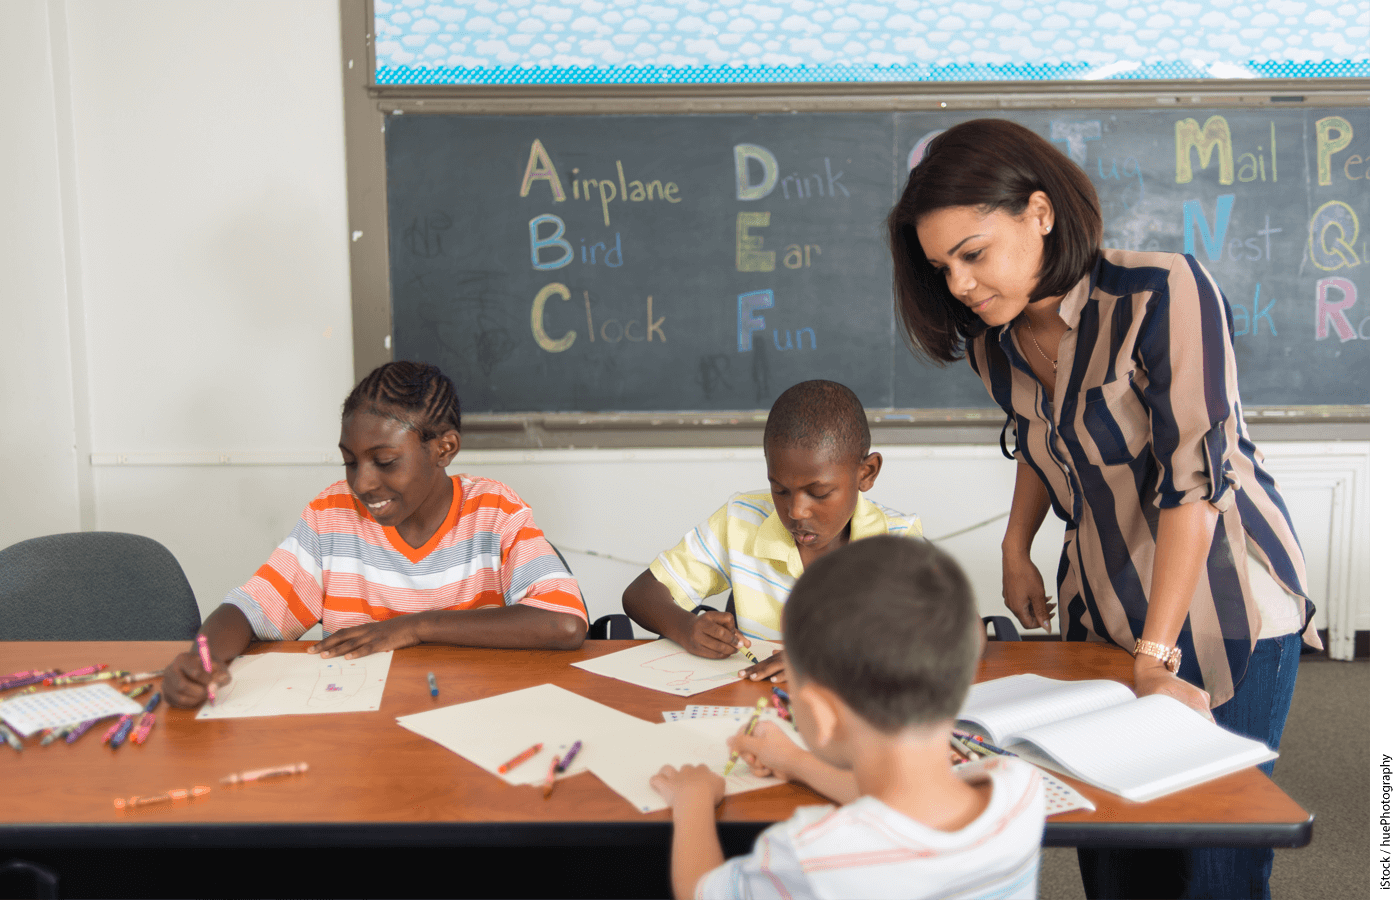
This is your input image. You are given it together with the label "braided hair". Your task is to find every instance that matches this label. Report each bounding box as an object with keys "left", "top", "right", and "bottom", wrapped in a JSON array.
[{"left": 341, "top": 361, "right": 462, "bottom": 441}]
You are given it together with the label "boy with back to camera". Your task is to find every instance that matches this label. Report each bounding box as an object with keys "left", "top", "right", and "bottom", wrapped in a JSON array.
[
  {"left": 622, "top": 380, "right": 921, "bottom": 682},
  {"left": 650, "top": 535, "right": 1045, "bottom": 900}
]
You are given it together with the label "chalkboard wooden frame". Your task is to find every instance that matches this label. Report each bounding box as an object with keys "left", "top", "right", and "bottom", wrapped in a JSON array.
[{"left": 339, "top": 0, "right": 1368, "bottom": 448}]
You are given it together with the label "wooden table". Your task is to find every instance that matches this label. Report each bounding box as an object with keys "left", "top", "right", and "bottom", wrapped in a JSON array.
[{"left": 0, "top": 641, "right": 1311, "bottom": 894}]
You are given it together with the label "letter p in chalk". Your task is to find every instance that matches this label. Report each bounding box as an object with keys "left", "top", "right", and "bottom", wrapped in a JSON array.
[{"left": 738, "top": 290, "right": 774, "bottom": 352}]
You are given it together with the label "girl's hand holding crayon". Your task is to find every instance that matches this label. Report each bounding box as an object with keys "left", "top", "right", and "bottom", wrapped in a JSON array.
[
  {"left": 162, "top": 651, "right": 231, "bottom": 709},
  {"left": 650, "top": 763, "right": 725, "bottom": 809},
  {"left": 681, "top": 610, "right": 751, "bottom": 660}
]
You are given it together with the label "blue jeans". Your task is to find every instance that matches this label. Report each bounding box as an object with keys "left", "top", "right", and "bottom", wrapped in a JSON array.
[{"left": 1077, "top": 632, "right": 1303, "bottom": 900}]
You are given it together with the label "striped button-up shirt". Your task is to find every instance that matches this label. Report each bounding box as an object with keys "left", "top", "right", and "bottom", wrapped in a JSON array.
[
  {"left": 969, "top": 249, "right": 1319, "bottom": 706},
  {"left": 226, "top": 474, "right": 586, "bottom": 639}
]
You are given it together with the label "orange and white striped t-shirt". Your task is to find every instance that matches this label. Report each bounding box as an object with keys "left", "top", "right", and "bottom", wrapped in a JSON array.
[{"left": 225, "top": 474, "right": 586, "bottom": 639}]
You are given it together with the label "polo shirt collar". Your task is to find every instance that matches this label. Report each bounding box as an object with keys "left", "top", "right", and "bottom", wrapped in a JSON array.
[{"left": 753, "top": 494, "right": 888, "bottom": 573}]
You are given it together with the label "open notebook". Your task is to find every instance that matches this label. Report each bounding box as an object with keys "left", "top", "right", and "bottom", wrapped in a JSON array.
[{"left": 958, "top": 674, "right": 1277, "bottom": 802}]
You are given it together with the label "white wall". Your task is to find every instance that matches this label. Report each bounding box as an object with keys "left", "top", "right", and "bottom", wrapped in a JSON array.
[{"left": 2, "top": 0, "right": 1369, "bottom": 656}]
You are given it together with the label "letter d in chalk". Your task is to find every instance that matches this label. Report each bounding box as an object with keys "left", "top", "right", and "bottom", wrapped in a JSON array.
[{"left": 735, "top": 144, "right": 778, "bottom": 201}]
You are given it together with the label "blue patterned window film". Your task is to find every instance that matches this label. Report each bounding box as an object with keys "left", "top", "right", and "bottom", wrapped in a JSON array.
[{"left": 373, "top": 0, "right": 1368, "bottom": 85}]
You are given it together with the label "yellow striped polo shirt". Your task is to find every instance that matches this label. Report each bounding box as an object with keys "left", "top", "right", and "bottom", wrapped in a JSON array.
[{"left": 649, "top": 491, "right": 922, "bottom": 641}]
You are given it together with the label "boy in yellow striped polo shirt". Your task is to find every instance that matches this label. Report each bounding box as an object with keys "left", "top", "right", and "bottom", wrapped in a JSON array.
[{"left": 622, "top": 380, "right": 921, "bottom": 681}]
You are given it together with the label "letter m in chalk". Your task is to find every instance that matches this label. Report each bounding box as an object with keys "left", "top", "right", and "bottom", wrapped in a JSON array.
[{"left": 738, "top": 290, "right": 774, "bottom": 352}]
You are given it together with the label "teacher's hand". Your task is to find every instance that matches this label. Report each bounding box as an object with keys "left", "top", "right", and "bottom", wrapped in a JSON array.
[
  {"left": 1002, "top": 551, "right": 1056, "bottom": 633},
  {"left": 1134, "top": 659, "right": 1214, "bottom": 720}
]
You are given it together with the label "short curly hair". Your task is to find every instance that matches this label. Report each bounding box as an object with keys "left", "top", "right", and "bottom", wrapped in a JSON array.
[{"left": 763, "top": 380, "right": 870, "bottom": 464}]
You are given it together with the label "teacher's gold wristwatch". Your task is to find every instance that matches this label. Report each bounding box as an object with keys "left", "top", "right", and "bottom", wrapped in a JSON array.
[{"left": 1133, "top": 639, "right": 1182, "bottom": 674}]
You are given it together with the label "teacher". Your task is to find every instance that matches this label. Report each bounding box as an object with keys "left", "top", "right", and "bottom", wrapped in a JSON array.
[{"left": 887, "top": 118, "right": 1319, "bottom": 900}]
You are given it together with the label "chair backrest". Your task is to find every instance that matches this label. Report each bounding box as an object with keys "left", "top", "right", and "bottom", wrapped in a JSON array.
[{"left": 0, "top": 532, "right": 202, "bottom": 641}]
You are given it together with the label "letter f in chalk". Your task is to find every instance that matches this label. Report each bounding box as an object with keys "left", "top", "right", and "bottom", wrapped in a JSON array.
[{"left": 738, "top": 290, "right": 774, "bottom": 352}]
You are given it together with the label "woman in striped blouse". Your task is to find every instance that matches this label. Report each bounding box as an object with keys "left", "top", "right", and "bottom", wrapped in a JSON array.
[{"left": 887, "top": 118, "right": 1319, "bottom": 900}]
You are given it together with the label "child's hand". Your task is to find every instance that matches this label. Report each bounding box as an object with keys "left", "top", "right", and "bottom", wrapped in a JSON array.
[
  {"left": 740, "top": 648, "right": 786, "bottom": 682},
  {"left": 162, "top": 650, "right": 231, "bottom": 709},
  {"left": 311, "top": 618, "right": 421, "bottom": 660},
  {"left": 650, "top": 764, "right": 726, "bottom": 809},
  {"left": 681, "top": 611, "right": 745, "bottom": 659},
  {"left": 728, "top": 721, "right": 801, "bottom": 780}
]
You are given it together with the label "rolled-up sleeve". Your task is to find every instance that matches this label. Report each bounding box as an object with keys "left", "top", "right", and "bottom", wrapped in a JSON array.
[
  {"left": 650, "top": 504, "right": 733, "bottom": 610},
  {"left": 1136, "top": 253, "right": 1240, "bottom": 511}
]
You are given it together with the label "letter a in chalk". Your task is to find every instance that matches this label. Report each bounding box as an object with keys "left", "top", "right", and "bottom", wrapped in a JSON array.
[
  {"left": 735, "top": 144, "right": 778, "bottom": 201},
  {"left": 520, "top": 139, "right": 566, "bottom": 201}
]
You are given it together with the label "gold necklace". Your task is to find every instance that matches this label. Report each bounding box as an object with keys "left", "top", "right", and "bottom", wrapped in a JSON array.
[{"left": 1020, "top": 320, "right": 1057, "bottom": 373}]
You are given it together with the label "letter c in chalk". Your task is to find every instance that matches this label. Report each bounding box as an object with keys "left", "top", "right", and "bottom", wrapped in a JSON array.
[{"left": 531, "top": 282, "right": 576, "bottom": 353}]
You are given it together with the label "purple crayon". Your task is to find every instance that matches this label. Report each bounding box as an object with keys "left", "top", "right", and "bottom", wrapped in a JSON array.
[
  {"left": 66, "top": 718, "right": 101, "bottom": 743},
  {"left": 556, "top": 740, "right": 582, "bottom": 774}
]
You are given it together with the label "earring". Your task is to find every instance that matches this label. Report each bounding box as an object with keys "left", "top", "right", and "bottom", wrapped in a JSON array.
[{"left": 1044, "top": 226, "right": 1052, "bottom": 234}]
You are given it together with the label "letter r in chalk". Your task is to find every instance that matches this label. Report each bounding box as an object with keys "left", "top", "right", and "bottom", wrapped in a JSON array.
[{"left": 738, "top": 290, "right": 774, "bottom": 352}]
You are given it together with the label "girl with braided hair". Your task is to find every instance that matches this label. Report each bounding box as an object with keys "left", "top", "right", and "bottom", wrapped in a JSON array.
[{"left": 163, "top": 361, "right": 587, "bottom": 707}]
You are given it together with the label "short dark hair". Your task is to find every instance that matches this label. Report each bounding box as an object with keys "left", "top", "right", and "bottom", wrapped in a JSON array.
[
  {"left": 888, "top": 118, "right": 1103, "bottom": 364},
  {"left": 763, "top": 380, "right": 870, "bottom": 464},
  {"left": 342, "top": 361, "right": 462, "bottom": 441},
  {"left": 782, "top": 535, "right": 980, "bottom": 732}
]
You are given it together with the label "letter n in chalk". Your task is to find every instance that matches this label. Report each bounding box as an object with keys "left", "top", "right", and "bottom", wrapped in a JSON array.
[{"left": 738, "top": 290, "right": 774, "bottom": 352}]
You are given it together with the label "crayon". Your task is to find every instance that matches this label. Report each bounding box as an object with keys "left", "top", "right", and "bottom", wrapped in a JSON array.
[
  {"left": 196, "top": 634, "right": 216, "bottom": 706},
  {"left": 722, "top": 697, "right": 768, "bottom": 776},
  {"left": 557, "top": 740, "right": 582, "bottom": 774},
  {"left": 220, "top": 762, "right": 310, "bottom": 785},
  {"left": 543, "top": 755, "right": 560, "bottom": 798},
  {"left": 498, "top": 742, "right": 544, "bottom": 775},
  {"left": 114, "top": 786, "right": 211, "bottom": 810}
]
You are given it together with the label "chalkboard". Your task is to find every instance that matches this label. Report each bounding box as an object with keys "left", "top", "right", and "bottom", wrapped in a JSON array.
[{"left": 385, "top": 106, "right": 1368, "bottom": 414}]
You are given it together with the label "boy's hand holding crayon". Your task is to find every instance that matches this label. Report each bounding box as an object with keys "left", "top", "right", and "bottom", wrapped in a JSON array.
[
  {"left": 681, "top": 610, "right": 752, "bottom": 660},
  {"left": 727, "top": 721, "right": 802, "bottom": 780}
]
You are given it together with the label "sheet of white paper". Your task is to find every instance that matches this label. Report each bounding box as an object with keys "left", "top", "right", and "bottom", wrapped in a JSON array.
[
  {"left": 195, "top": 651, "right": 392, "bottom": 720},
  {"left": 0, "top": 683, "right": 142, "bottom": 736},
  {"left": 587, "top": 711, "right": 807, "bottom": 813},
  {"left": 396, "top": 683, "right": 658, "bottom": 786},
  {"left": 571, "top": 638, "right": 784, "bottom": 696}
]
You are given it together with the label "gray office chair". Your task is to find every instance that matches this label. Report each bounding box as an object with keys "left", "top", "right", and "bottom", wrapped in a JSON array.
[
  {"left": 983, "top": 615, "right": 1023, "bottom": 641},
  {"left": 546, "top": 541, "right": 635, "bottom": 639},
  {"left": 0, "top": 532, "right": 201, "bottom": 640}
]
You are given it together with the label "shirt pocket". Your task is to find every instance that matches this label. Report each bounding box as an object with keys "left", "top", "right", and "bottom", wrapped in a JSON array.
[{"left": 1078, "top": 376, "right": 1148, "bottom": 467}]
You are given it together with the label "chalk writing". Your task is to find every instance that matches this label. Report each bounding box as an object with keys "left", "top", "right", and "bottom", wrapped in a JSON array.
[
  {"left": 1315, "top": 276, "right": 1361, "bottom": 342},
  {"left": 1183, "top": 194, "right": 1235, "bottom": 261},
  {"left": 1051, "top": 120, "right": 1102, "bottom": 166},
  {"left": 1176, "top": 116, "right": 1233, "bottom": 185},
  {"left": 1309, "top": 200, "right": 1363, "bottom": 271}
]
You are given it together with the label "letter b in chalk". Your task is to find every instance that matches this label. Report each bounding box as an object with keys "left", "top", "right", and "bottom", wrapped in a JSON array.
[
  {"left": 529, "top": 214, "right": 573, "bottom": 270},
  {"left": 735, "top": 145, "right": 778, "bottom": 201}
]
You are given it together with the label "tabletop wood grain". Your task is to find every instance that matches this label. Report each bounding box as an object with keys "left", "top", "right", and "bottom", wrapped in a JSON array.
[{"left": 0, "top": 640, "right": 1310, "bottom": 847}]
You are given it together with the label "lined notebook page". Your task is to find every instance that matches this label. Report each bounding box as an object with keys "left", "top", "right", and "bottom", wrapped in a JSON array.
[
  {"left": 958, "top": 674, "right": 1135, "bottom": 745},
  {"left": 1009, "top": 694, "right": 1276, "bottom": 802}
]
